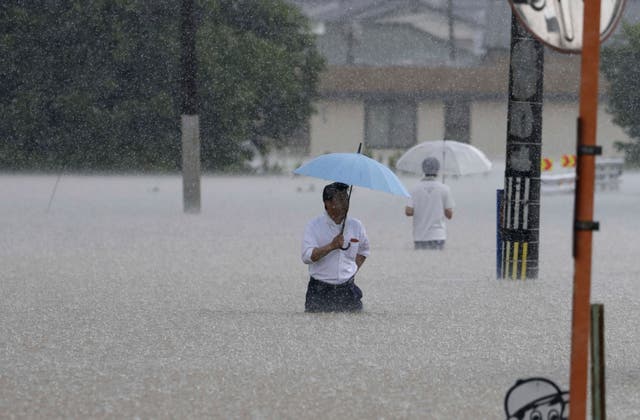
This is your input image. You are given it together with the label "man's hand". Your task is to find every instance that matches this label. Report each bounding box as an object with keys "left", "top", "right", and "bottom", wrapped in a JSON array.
[
  {"left": 310, "top": 233, "right": 344, "bottom": 262},
  {"left": 330, "top": 233, "right": 344, "bottom": 250},
  {"left": 355, "top": 254, "right": 366, "bottom": 269}
]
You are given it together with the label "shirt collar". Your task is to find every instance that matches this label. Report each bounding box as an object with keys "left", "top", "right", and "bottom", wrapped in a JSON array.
[{"left": 324, "top": 211, "right": 343, "bottom": 228}]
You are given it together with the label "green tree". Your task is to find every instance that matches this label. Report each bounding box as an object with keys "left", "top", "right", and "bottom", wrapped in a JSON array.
[
  {"left": 601, "top": 21, "right": 640, "bottom": 166},
  {"left": 197, "top": 0, "right": 325, "bottom": 170},
  {"left": 0, "top": 0, "right": 324, "bottom": 171},
  {"left": 0, "top": 1, "right": 182, "bottom": 171}
]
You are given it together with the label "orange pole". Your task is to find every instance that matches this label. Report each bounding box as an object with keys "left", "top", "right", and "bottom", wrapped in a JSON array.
[{"left": 570, "top": 0, "right": 601, "bottom": 419}]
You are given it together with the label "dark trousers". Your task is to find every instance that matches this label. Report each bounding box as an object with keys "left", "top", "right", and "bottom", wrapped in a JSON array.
[
  {"left": 305, "top": 277, "right": 363, "bottom": 313},
  {"left": 414, "top": 240, "right": 445, "bottom": 250}
]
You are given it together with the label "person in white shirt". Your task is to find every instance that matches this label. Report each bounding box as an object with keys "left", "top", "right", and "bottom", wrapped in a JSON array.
[
  {"left": 301, "top": 182, "right": 370, "bottom": 312},
  {"left": 405, "top": 157, "right": 455, "bottom": 250}
]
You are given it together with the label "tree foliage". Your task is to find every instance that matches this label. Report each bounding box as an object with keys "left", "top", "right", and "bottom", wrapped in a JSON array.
[
  {"left": 0, "top": 0, "right": 325, "bottom": 171},
  {"left": 601, "top": 21, "right": 640, "bottom": 166}
]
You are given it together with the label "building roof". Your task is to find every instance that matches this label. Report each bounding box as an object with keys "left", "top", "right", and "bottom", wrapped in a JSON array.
[
  {"left": 289, "top": 0, "right": 487, "bottom": 24},
  {"left": 289, "top": 0, "right": 490, "bottom": 55},
  {"left": 288, "top": 0, "right": 640, "bottom": 53},
  {"left": 318, "top": 52, "right": 596, "bottom": 98},
  {"left": 288, "top": 0, "right": 640, "bottom": 97}
]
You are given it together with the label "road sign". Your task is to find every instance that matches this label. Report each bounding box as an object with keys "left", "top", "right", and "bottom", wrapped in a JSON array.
[{"left": 508, "top": 0, "right": 626, "bottom": 53}]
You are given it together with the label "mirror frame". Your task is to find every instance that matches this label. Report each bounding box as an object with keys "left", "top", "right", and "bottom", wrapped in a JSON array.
[{"left": 508, "top": 0, "right": 627, "bottom": 53}]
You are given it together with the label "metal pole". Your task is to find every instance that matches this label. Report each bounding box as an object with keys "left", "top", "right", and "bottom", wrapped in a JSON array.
[
  {"left": 46, "top": 171, "right": 63, "bottom": 213},
  {"left": 500, "top": 13, "right": 543, "bottom": 280},
  {"left": 591, "top": 303, "right": 606, "bottom": 420},
  {"left": 447, "top": 0, "right": 455, "bottom": 63},
  {"left": 181, "top": 0, "right": 201, "bottom": 213},
  {"left": 569, "top": 0, "right": 602, "bottom": 417},
  {"left": 496, "top": 189, "right": 504, "bottom": 278},
  {"left": 442, "top": 139, "right": 447, "bottom": 183}
]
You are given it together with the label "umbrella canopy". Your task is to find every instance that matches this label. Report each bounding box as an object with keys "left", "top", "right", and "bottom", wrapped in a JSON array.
[
  {"left": 294, "top": 152, "right": 410, "bottom": 197},
  {"left": 396, "top": 140, "right": 492, "bottom": 177}
]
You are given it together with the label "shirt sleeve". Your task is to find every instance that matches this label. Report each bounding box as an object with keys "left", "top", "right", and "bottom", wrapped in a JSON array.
[
  {"left": 301, "top": 221, "right": 316, "bottom": 264},
  {"left": 444, "top": 186, "right": 455, "bottom": 209},
  {"left": 407, "top": 188, "right": 415, "bottom": 207}
]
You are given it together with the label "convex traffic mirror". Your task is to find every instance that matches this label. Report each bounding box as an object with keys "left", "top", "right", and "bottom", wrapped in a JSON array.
[{"left": 508, "top": 0, "right": 626, "bottom": 52}]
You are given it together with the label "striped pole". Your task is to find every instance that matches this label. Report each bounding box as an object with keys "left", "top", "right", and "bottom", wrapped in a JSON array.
[{"left": 499, "top": 13, "right": 543, "bottom": 280}]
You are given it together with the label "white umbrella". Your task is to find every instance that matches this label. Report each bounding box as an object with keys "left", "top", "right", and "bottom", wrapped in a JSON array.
[{"left": 396, "top": 140, "right": 492, "bottom": 177}]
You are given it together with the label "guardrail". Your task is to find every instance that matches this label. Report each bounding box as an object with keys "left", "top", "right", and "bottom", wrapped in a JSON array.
[
  {"left": 540, "top": 157, "right": 624, "bottom": 194},
  {"left": 595, "top": 158, "right": 624, "bottom": 190}
]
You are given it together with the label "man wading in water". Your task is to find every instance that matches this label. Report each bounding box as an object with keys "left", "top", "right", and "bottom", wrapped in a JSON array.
[{"left": 301, "top": 182, "right": 370, "bottom": 312}]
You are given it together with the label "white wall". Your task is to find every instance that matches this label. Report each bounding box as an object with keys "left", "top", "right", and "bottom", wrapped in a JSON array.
[
  {"left": 417, "top": 101, "right": 445, "bottom": 141},
  {"left": 541, "top": 102, "right": 626, "bottom": 160},
  {"left": 470, "top": 100, "right": 508, "bottom": 158},
  {"left": 470, "top": 99, "right": 627, "bottom": 161},
  {"left": 541, "top": 102, "right": 579, "bottom": 159},
  {"left": 309, "top": 100, "right": 364, "bottom": 155},
  {"left": 309, "top": 98, "right": 628, "bottom": 164}
]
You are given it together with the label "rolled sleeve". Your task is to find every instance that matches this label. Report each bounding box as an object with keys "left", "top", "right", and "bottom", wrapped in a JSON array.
[
  {"left": 301, "top": 247, "right": 314, "bottom": 265},
  {"left": 444, "top": 187, "right": 455, "bottom": 209},
  {"left": 301, "top": 223, "right": 316, "bottom": 265}
]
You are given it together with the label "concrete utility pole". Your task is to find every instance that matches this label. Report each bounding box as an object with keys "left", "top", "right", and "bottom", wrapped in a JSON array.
[
  {"left": 447, "top": 0, "right": 456, "bottom": 63},
  {"left": 181, "top": 0, "right": 201, "bottom": 213},
  {"left": 499, "top": 13, "right": 544, "bottom": 280}
]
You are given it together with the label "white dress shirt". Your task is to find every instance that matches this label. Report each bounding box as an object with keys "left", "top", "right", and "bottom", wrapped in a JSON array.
[{"left": 301, "top": 212, "right": 370, "bottom": 285}]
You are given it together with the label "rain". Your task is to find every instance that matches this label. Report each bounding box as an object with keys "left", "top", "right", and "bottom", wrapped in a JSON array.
[
  {"left": 2, "top": 1, "right": 640, "bottom": 419},
  {"left": 1, "top": 167, "right": 639, "bottom": 418}
]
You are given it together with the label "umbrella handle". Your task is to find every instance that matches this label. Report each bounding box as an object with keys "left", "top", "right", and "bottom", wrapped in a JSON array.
[
  {"left": 338, "top": 143, "right": 360, "bottom": 252},
  {"left": 338, "top": 182, "right": 354, "bottom": 251}
]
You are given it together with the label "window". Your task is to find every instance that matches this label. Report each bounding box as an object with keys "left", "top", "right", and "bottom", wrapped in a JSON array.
[
  {"left": 365, "top": 100, "right": 416, "bottom": 149},
  {"left": 444, "top": 98, "right": 470, "bottom": 142}
]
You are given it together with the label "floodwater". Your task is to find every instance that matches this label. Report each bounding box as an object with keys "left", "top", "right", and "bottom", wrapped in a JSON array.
[{"left": 1, "top": 165, "right": 639, "bottom": 419}]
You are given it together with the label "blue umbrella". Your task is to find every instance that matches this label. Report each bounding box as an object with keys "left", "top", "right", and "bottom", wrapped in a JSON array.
[
  {"left": 293, "top": 152, "right": 410, "bottom": 198},
  {"left": 294, "top": 147, "right": 409, "bottom": 250}
]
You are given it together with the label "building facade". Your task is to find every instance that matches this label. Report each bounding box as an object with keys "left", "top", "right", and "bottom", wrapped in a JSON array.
[{"left": 284, "top": 0, "right": 638, "bottom": 166}]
